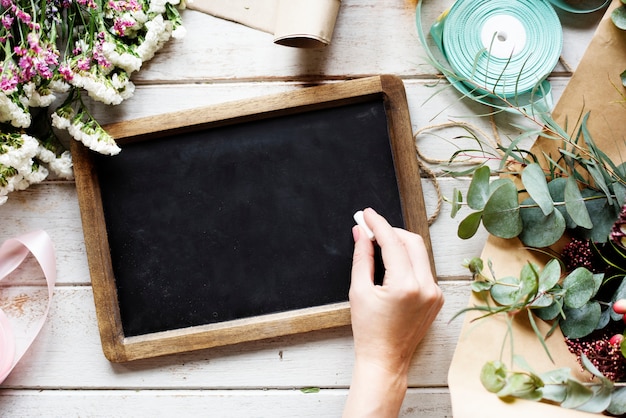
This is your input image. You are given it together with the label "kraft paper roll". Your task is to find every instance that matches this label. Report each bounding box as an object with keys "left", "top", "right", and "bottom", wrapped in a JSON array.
[{"left": 187, "top": 0, "right": 341, "bottom": 48}]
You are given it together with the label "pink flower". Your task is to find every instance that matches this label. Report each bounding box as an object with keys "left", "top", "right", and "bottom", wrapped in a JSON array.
[{"left": 1, "top": 14, "right": 14, "bottom": 29}]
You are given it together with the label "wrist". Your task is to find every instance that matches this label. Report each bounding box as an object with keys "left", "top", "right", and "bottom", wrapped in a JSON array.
[{"left": 343, "top": 358, "right": 409, "bottom": 418}]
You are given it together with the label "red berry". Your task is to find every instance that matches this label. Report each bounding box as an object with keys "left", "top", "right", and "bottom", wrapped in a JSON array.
[
  {"left": 614, "top": 299, "right": 626, "bottom": 315},
  {"left": 610, "top": 334, "right": 624, "bottom": 346}
]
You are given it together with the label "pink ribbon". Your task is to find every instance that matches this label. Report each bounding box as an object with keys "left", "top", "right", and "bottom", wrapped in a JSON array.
[{"left": 0, "top": 230, "right": 56, "bottom": 383}]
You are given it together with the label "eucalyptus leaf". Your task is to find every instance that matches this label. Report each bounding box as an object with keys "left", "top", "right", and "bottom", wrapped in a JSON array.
[
  {"left": 496, "top": 372, "right": 543, "bottom": 401},
  {"left": 450, "top": 188, "right": 463, "bottom": 218},
  {"left": 480, "top": 361, "right": 507, "bottom": 393},
  {"left": 587, "top": 163, "right": 614, "bottom": 205},
  {"left": 518, "top": 262, "right": 539, "bottom": 303},
  {"left": 534, "top": 295, "right": 563, "bottom": 321},
  {"left": 564, "top": 176, "right": 593, "bottom": 229},
  {"left": 531, "top": 292, "right": 554, "bottom": 308},
  {"left": 573, "top": 363, "right": 613, "bottom": 414},
  {"left": 614, "top": 180, "right": 626, "bottom": 206},
  {"left": 548, "top": 178, "right": 577, "bottom": 229},
  {"left": 574, "top": 384, "right": 612, "bottom": 414},
  {"left": 607, "top": 386, "right": 626, "bottom": 415},
  {"left": 597, "top": 305, "right": 611, "bottom": 330},
  {"left": 576, "top": 189, "right": 621, "bottom": 243},
  {"left": 563, "top": 267, "right": 596, "bottom": 309},
  {"left": 542, "top": 385, "right": 568, "bottom": 404},
  {"left": 519, "top": 199, "right": 566, "bottom": 247},
  {"left": 561, "top": 379, "right": 594, "bottom": 409},
  {"left": 471, "top": 280, "right": 493, "bottom": 292},
  {"left": 458, "top": 211, "right": 484, "bottom": 239},
  {"left": 560, "top": 301, "right": 601, "bottom": 339},
  {"left": 482, "top": 181, "right": 522, "bottom": 239},
  {"left": 539, "top": 367, "right": 571, "bottom": 384},
  {"left": 612, "top": 4, "right": 626, "bottom": 30},
  {"left": 490, "top": 276, "right": 521, "bottom": 306},
  {"left": 522, "top": 163, "right": 554, "bottom": 216},
  {"left": 611, "top": 278, "right": 626, "bottom": 321},
  {"left": 538, "top": 258, "right": 561, "bottom": 293},
  {"left": 467, "top": 165, "right": 492, "bottom": 210}
]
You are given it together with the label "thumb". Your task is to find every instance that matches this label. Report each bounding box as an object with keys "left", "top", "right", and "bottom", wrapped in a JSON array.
[{"left": 350, "top": 226, "right": 375, "bottom": 292}]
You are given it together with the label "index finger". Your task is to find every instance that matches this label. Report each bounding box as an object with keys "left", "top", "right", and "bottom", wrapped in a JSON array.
[{"left": 362, "top": 208, "right": 413, "bottom": 279}]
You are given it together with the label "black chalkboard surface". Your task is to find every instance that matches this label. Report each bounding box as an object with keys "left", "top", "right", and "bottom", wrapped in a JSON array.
[
  {"left": 72, "top": 75, "right": 434, "bottom": 362},
  {"left": 96, "top": 99, "right": 401, "bottom": 337}
]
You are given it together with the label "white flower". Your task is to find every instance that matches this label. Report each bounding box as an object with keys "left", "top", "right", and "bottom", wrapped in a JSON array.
[
  {"left": 51, "top": 111, "right": 73, "bottom": 130},
  {"left": 49, "top": 80, "right": 71, "bottom": 93},
  {"left": 48, "top": 151, "right": 74, "bottom": 179},
  {"left": 148, "top": 0, "right": 169, "bottom": 14},
  {"left": 23, "top": 82, "right": 57, "bottom": 107},
  {"left": 102, "top": 41, "right": 142, "bottom": 73},
  {"left": 172, "top": 25, "right": 187, "bottom": 39},
  {"left": 68, "top": 120, "right": 121, "bottom": 156},
  {"left": 0, "top": 93, "right": 31, "bottom": 128},
  {"left": 137, "top": 15, "right": 172, "bottom": 62},
  {"left": 71, "top": 72, "right": 125, "bottom": 105},
  {"left": 0, "top": 134, "right": 39, "bottom": 173}
]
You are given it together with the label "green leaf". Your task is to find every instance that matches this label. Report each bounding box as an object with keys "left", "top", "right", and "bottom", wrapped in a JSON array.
[
  {"left": 519, "top": 200, "right": 566, "bottom": 247},
  {"left": 522, "top": 163, "right": 554, "bottom": 216},
  {"left": 564, "top": 176, "right": 593, "bottom": 229},
  {"left": 496, "top": 372, "right": 543, "bottom": 401},
  {"left": 467, "top": 165, "right": 492, "bottom": 210},
  {"left": 534, "top": 295, "right": 564, "bottom": 321},
  {"left": 560, "top": 301, "right": 601, "bottom": 339},
  {"left": 577, "top": 189, "right": 621, "bottom": 243},
  {"left": 561, "top": 379, "right": 594, "bottom": 409},
  {"left": 614, "top": 180, "right": 626, "bottom": 206},
  {"left": 300, "top": 387, "right": 320, "bottom": 394},
  {"left": 480, "top": 361, "right": 507, "bottom": 393},
  {"left": 611, "top": 278, "right": 626, "bottom": 321},
  {"left": 450, "top": 188, "right": 463, "bottom": 218},
  {"left": 563, "top": 268, "right": 596, "bottom": 309},
  {"left": 538, "top": 258, "right": 561, "bottom": 293},
  {"left": 607, "top": 386, "right": 626, "bottom": 415},
  {"left": 471, "top": 280, "right": 493, "bottom": 292},
  {"left": 518, "top": 262, "right": 539, "bottom": 303},
  {"left": 491, "top": 276, "right": 521, "bottom": 306},
  {"left": 482, "top": 181, "right": 522, "bottom": 239},
  {"left": 527, "top": 309, "right": 553, "bottom": 363},
  {"left": 548, "top": 178, "right": 577, "bottom": 229},
  {"left": 539, "top": 368, "right": 571, "bottom": 403},
  {"left": 611, "top": 6, "right": 626, "bottom": 30},
  {"left": 458, "top": 211, "right": 483, "bottom": 239}
]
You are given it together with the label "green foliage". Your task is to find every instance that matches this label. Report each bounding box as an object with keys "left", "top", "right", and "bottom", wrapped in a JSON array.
[
  {"left": 464, "top": 256, "right": 607, "bottom": 341},
  {"left": 450, "top": 141, "right": 626, "bottom": 246},
  {"left": 480, "top": 355, "right": 621, "bottom": 413}
]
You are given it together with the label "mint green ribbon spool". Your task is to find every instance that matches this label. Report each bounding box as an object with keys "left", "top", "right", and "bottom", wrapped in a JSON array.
[
  {"left": 416, "top": 0, "right": 563, "bottom": 114},
  {"left": 548, "top": 0, "right": 610, "bottom": 14}
]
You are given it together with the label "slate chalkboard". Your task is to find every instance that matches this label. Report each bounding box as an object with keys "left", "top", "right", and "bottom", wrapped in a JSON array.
[{"left": 72, "top": 75, "right": 434, "bottom": 362}]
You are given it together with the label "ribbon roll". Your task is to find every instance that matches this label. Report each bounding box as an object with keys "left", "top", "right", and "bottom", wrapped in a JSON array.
[
  {"left": 417, "top": 0, "right": 563, "bottom": 114},
  {"left": 548, "top": 0, "right": 611, "bottom": 13},
  {"left": 0, "top": 230, "right": 56, "bottom": 384}
]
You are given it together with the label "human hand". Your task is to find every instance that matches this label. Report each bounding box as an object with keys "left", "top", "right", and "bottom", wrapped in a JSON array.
[
  {"left": 343, "top": 208, "right": 444, "bottom": 417},
  {"left": 349, "top": 207, "right": 443, "bottom": 374}
]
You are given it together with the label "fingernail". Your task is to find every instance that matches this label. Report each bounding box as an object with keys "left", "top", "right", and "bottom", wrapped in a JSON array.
[{"left": 352, "top": 225, "right": 360, "bottom": 242}]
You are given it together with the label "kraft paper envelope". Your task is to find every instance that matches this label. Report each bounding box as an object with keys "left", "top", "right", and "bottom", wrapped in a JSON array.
[
  {"left": 449, "top": 0, "right": 626, "bottom": 416},
  {"left": 187, "top": 0, "right": 341, "bottom": 48}
]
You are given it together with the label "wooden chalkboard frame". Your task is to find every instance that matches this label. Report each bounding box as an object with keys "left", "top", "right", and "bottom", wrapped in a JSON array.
[{"left": 72, "top": 75, "right": 434, "bottom": 362}]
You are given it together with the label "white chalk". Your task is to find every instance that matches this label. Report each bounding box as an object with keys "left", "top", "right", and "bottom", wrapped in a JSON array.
[{"left": 353, "top": 210, "right": 375, "bottom": 241}]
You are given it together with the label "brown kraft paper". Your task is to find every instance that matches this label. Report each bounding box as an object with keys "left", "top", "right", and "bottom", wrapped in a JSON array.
[{"left": 449, "top": 0, "right": 626, "bottom": 416}]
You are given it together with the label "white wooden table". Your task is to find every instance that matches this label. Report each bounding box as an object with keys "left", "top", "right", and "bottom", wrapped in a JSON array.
[{"left": 0, "top": 1, "right": 605, "bottom": 416}]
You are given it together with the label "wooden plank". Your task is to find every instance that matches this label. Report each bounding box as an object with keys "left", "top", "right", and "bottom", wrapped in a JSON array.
[
  {"left": 1, "top": 281, "right": 470, "bottom": 388},
  {"left": 0, "top": 388, "right": 453, "bottom": 417}
]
